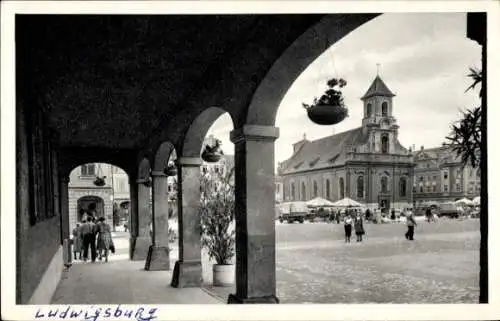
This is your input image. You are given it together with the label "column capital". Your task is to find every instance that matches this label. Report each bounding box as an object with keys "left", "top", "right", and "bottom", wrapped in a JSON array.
[
  {"left": 151, "top": 171, "right": 167, "bottom": 177},
  {"left": 136, "top": 178, "right": 149, "bottom": 184},
  {"left": 230, "top": 125, "right": 279, "bottom": 144},
  {"left": 177, "top": 157, "right": 203, "bottom": 167}
]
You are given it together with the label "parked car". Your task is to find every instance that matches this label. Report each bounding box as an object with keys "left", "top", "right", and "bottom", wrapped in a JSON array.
[{"left": 437, "top": 202, "right": 463, "bottom": 218}]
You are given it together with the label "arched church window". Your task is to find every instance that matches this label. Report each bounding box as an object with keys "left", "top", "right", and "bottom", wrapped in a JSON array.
[
  {"left": 399, "top": 178, "right": 407, "bottom": 197},
  {"left": 357, "top": 176, "right": 364, "bottom": 198},
  {"left": 381, "top": 135, "right": 389, "bottom": 154},
  {"left": 291, "top": 183, "right": 295, "bottom": 201},
  {"left": 313, "top": 181, "right": 318, "bottom": 198},
  {"left": 367, "top": 103, "right": 372, "bottom": 117},
  {"left": 326, "top": 179, "right": 331, "bottom": 199},
  {"left": 339, "top": 178, "right": 345, "bottom": 199},
  {"left": 301, "top": 182, "right": 306, "bottom": 201},
  {"left": 381, "top": 177, "right": 388, "bottom": 193},
  {"left": 382, "top": 102, "right": 388, "bottom": 116}
]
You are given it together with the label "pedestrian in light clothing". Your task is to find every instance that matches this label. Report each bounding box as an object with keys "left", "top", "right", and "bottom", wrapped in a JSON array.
[
  {"left": 96, "top": 217, "right": 114, "bottom": 262},
  {"left": 405, "top": 210, "right": 417, "bottom": 241},
  {"left": 344, "top": 213, "right": 353, "bottom": 243}
]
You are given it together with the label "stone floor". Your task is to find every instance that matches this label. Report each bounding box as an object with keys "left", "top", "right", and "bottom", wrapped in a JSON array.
[
  {"left": 51, "top": 233, "right": 220, "bottom": 304},
  {"left": 53, "top": 219, "right": 480, "bottom": 304}
]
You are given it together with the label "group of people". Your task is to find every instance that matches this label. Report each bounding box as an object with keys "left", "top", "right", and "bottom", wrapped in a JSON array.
[
  {"left": 339, "top": 208, "right": 418, "bottom": 243},
  {"left": 72, "top": 215, "right": 115, "bottom": 263}
]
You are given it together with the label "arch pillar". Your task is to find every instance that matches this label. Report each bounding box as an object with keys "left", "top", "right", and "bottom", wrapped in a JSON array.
[
  {"left": 130, "top": 178, "right": 151, "bottom": 260},
  {"left": 228, "top": 125, "right": 280, "bottom": 304},
  {"left": 60, "top": 176, "right": 71, "bottom": 267},
  {"left": 145, "top": 171, "right": 171, "bottom": 271},
  {"left": 171, "top": 157, "right": 203, "bottom": 288}
]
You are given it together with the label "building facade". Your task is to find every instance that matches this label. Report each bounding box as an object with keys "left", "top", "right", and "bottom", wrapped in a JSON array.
[{"left": 277, "top": 75, "right": 480, "bottom": 210}]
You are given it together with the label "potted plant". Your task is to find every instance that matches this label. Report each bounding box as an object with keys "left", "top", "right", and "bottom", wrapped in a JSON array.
[
  {"left": 143, "top": 177, "right": 152, "bottom": 188},
  {"left": 200, "top": 166, "right": 235, "bottom": 286},
  {"left": 302, "top": 77, "right": 348, "bottom": 125},
  {"left": 201, "top": 138, "right": 224, "bottom": 163},
  {"left": 93, "top": 176, "right": 106, "bottom": 187}
]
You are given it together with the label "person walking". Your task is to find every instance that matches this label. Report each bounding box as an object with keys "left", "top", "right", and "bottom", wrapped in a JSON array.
[
  {"left": 405, "top": 210, "right": 417, "bottom": 241},
  {"left": 354, "top": 212, "right": 365, "bottom": 242},
  {"left": 96, "top": 217, "right": 114, "bottom": 262},
  {"left": 81, "top": 217, "right": 97, "bottom": 262},
  {"left": 72, "top": 223, "right": 83, "bottom": 261},
  {"left": 344, "top": 213, "right": 353, "bottom": 243}
]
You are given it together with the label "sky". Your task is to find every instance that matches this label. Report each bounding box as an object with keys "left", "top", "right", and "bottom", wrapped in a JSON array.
[{"left": 206, "top": 13, "right": 482, "bottom": 168}]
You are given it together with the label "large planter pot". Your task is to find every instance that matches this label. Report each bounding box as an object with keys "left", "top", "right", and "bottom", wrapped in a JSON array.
[
  {"left": 93, "top": 177, "right": 105, "bottom": 186},
  {"left": 164, "top": 165, "right": 177, "bottom": 177},
  {"left": 213, "top": 264, "right": 235, "bottom": 287},
  {"left": 307, "top": 104, "right": 348, "bottom": 125},
  {"left": 201, "top": 150, "right": 222, "bottom": 163}
]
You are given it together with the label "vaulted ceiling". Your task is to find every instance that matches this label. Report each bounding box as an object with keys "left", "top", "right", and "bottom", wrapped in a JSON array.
[{"left": 16, "top": 14, "right": 374, "bottom": 153}]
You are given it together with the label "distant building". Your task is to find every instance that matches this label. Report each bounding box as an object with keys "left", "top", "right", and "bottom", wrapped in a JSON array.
[
  {"left": 276, "top": 75, "right": 481, "bottom": 211},
  {"left": 412, "top": 146, "right": 480, "bottom": 205}
]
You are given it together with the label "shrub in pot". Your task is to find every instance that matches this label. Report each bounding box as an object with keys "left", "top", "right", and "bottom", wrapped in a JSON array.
[
  {"left": 302, "top": 77, "right": 348, "bottom": 125},
  {"left": 200, "top": 166, "right": 235, "bottom": 287}
]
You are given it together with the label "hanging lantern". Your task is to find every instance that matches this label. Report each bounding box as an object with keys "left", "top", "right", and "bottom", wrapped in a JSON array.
[
  {"left": 303, "top": 77, "right": 348, "bottom": 126},
  {"left": 201, "top": 138, "right": 223, "bottom": 163},
  {"left": 164, "top": 162, "right": 177, "bottom": 176},
  {"left": 93, "top": 164, "right": 106, "bottom": 186}
]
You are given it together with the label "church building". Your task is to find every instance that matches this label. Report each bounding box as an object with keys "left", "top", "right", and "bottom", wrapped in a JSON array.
[{"left": 277, "top": 75, "right": 415, "bottom": 212}]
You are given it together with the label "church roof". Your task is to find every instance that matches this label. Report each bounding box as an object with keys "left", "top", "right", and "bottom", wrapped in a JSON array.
[
  {"left": 361, "top": 75, "right": 395, "bottom": 100},
  {"left": 279, "top": 127, "right": 367, "bottom": 175}
]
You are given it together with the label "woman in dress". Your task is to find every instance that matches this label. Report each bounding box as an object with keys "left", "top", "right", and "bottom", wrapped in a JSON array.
[
  {"left": 96, "top": 217, "right": 114, "bottom": 262},
  {"left": 344, "top": 212, "right": 353, "bottom": 243},
  {"left": 72, "top": 223, "right": 83, "bottom": 260},
  {"left": 354, "top": 212, "right": 365, "bottom": 242}
]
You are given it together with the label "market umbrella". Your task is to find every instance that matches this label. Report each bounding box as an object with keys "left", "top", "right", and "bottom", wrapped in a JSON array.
[
  {"left": 455, "top": 198, "right": 474, "bottom": 205},
  {"left": 472, "top": 196, "right": 480, "bottom": 205},
  {"left": 332, "top": 197, "right": 364, "bottom": 208},
  {"left": 306, "top": 197, "right": 336, "bottom": 208}
]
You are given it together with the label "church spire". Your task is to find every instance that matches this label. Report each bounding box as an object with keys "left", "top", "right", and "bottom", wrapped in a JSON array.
[{"left": 361, "top": 74, "right": 395, "bottom": 100}]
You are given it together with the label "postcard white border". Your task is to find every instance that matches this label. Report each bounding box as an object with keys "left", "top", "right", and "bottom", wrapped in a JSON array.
[{"left": 2, "top": 1, "right": 500, "bottom": 320}]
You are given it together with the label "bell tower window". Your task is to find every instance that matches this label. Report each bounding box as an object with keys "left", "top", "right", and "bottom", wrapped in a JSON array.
[
  {"left": 366, "top": 103, "right": 372, "bottom": 117},
  {"left": 381, "top": 102, "right": 388, "bottom": 117},
  {"left": 381, "top": 134, "right": 389, "bottom": 154}
]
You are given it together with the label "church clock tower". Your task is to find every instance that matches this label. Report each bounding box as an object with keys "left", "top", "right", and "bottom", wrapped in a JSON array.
[{"left": 360, "top": 74, "right": 399, "bottom": 154}]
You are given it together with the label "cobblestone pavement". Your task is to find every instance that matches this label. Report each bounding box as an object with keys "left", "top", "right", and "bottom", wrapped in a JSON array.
[{"left": 205, "top": 219, "right": 480, "bottom": 304}]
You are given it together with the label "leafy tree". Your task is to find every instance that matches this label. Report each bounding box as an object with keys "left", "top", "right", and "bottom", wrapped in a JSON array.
[
  {"left": 445, "top": 68, "right": 482, "bottom": 168},
  {"left": 200, "top": 166, "right": 235, "bottom": 265}
]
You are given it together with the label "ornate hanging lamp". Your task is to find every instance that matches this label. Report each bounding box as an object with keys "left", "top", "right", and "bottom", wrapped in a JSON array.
[
  {"left": 303, "top": 31, "right": 348, "bottom": 126},
  {"left": 93, "top": 164, "right": 106, "bottom": 187},
  {"left": 201, "top": 138, "right": 224, "bottom": 163}
]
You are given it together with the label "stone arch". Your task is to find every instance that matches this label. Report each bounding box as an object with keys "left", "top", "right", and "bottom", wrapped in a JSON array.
[
  {"left": 154, "top": 141, "right": 176, "bottom": 172},
  {"left": 77, "top": 195, "right": 105, "bottom": 221},
  {"left": 181, "top": 107, "right": 235, "bottom": 158},
  {"left": 245, "top": 14, "right": 379, "bottom": 126}
]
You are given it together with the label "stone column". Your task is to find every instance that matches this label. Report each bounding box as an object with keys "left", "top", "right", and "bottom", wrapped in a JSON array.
[
  {"left": 145, "top": 171, "right": 170, "bottom": 271},
  {"left": 129, "top": 178, "right": 138, "bottom": 260},
  {"left": 171, "top": 157, "right": 203, "bottom": 288},
  {"left": 131, "top": 178, "right": 151, "bottom": 260},
  {"left": 228, "top": 125, "right": 280, "bottom": 304},
  {"left": 60, "top": 176, "right": 71, "bottom": 267}
]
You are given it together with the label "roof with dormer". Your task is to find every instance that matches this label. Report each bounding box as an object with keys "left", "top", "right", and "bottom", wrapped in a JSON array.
[
  {"left": 278, "top": 127, "right": 368, "bottom": 175},
  {"left": 361, "top": 75, "right": 396, "bottom": 100}
]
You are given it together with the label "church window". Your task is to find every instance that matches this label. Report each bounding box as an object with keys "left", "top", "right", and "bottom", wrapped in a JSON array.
[
  {"left": 444, "top": 172, "right": 448, "bottom": 179},
  {"left": 420, "top": 176, "right": 423, "bottom": 182},
  {"left": 432, "top": 185, "right": 437, "bottom": 192},
  {"left": 413, "top": 185, "right": 416, "bottom": 193},
  {"left": 381, "top": 135, "right": 389, "bottom": 154},
  {"left": 325, "top": 179, "right": 331, "bottom": 199},
  {"left": 427, "top": 186, "right": 431, "bottom": 192},
  {"left": 313, "top": 181, "right": 318, "bottom": 198},
  {"left": 81, "top": 164, "right": 96, "bottom": 176},
  {"left": 367, "top": 103, "right": 372, "bottom": 117},
  {"left": 301, "top": 182, "right": 306, "bottom": 201},
  {"left": 399, "top": 178, "right": 407, "bottom": 197},
  {"left": 381, "top": 177, "right": 388, "bottom": 193},
  {"left": 456, "top": 184, "right": 461, "bottom": 192},
  {"left": 339, "top": 178, "right": 345, "bottom": 199},
  {"left": 444, "top": 184, "right": 448, "bottom": 192},
  {"left": 382, "top": 102, "right": 388, "bottom": 117},
  {"left": 419, "top": 186, "right": 423, "bottom": 193},
  {"left": 291, "top": 183, "right": 295, "bottom": 200},
  {"left": 357, "top": 176, "right": 364, "bottom": 198}
]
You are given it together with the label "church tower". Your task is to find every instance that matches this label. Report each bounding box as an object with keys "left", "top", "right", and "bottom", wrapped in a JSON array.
[{"left": 360, "top": 74, "right": 400, "bottom": 154}]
